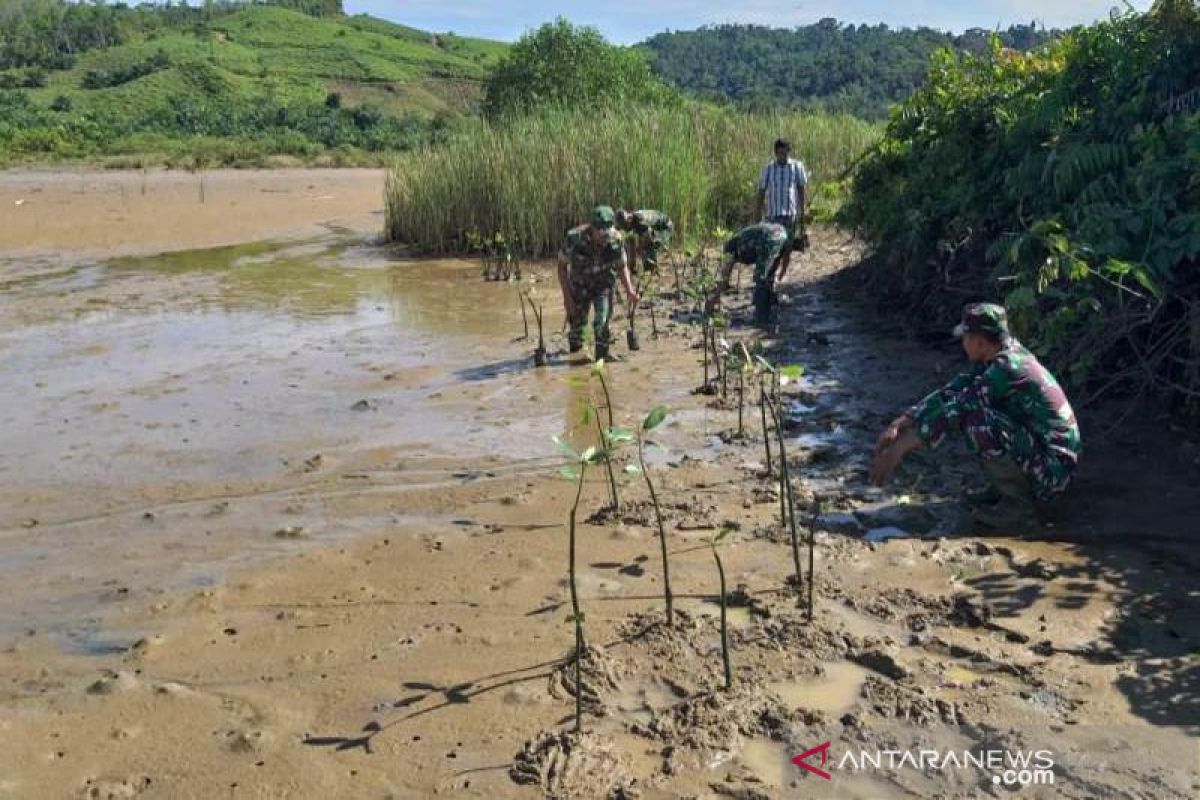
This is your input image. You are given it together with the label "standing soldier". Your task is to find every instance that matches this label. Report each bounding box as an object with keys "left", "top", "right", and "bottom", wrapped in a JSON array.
[
  {"left": 870, "top": 303, "right": 1082, "bottom": 529},
  {"left": 557, "top": 205, "right": 640, "bottom": 362},
  {"left": 615, "top": 208, "right": 674, "bottom": 274},
  {"left": 708, "top": 222, "right": 789, "bottom": 324},
  {"left": 757, "top": 137, "right": 809, "bottom": 285}
]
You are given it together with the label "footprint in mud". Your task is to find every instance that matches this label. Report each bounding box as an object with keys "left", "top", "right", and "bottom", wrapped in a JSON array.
[
  {"left": 79, "top": 775, "right": 153, "bottom": 800},
  {"left": 510, "top": 731, "right": 638, "bottom": 799},
  {"left": 549, "top": 644, "right": 622, "bottom": 713}
]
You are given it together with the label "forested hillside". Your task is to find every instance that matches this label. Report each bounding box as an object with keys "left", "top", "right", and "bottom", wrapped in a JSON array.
[
  {"left": 642, "top": 21, "right": 1058, "bottom": 118},
  {"left": 0, "top": 0, "right": 506, "bottom": 165}
]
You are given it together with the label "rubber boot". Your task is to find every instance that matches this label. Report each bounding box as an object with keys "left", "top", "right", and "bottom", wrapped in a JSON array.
[
  {"left": 568, "top": 333, "right": 583, "bottom": 354},
  {"left": 971, "top": 458, "right": 1037, "bottom": 531},
  {"left": 753, "top": 284, "right": 772, "bottom": 326}
]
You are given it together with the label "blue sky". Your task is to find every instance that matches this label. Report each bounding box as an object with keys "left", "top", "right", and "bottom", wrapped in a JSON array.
[{"left": 348, "top": 1, "right": 1151, "bottom": 44}]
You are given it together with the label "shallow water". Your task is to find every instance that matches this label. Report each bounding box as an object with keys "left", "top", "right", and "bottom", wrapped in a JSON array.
[{"left": 0, "top": 234, "right": 697, "bottom": 638}]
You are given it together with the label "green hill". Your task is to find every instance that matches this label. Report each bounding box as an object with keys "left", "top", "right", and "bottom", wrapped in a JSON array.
[
  {"left": 641, "top": 21, "right": 1060, "bottom": 119},
  {"left": 0, "top": 1, "right": 508, "bottom": 166}
]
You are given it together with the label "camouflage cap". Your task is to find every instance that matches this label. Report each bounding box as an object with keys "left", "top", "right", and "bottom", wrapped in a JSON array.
[
  {"left": 592, "top": 205, "right": 616, "bottom": 228},
  {"left": 953, "top": 302, "right": 1010, "bottom": 339}
]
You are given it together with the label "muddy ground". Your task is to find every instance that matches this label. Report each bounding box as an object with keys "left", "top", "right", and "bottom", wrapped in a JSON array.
[{"left": 0, "top": 170, "right": 1196, "bottom": 799}]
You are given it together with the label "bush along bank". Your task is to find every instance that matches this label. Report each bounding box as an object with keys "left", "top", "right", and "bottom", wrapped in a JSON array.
[{"left": 841, "top": 1, "right": 1200, "bottom": 414}]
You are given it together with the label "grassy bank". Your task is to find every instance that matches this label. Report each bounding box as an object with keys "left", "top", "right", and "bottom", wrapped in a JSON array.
[{"left": 384, "top": 104, "right": 880, "bottom": 255}]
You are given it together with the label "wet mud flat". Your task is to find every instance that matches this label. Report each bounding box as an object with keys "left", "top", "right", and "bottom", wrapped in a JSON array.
[{"left": 0, "top": 172, "right": 1197, "bottom": 799}]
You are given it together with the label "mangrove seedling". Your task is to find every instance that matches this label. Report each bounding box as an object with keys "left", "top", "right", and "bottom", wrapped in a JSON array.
[
  {"left": 754, "top": 356, "right": 774, "bottom": 475},
  {"left": 808, "top": 496, "right": 821, "bottom": 621},
  {"left": 710, "top": 526, "right": 735, "bottom": 690},
  {"left": 769, "top": 364, "right": 807, "bottom": 601},
  {"left": 555, "top": 436, "right": 606, "bottom": 734},
  {"left": 517, "top": 282, "right": 530, "bottom": 340},
  {"left": 523, "top": 285, "right": 548, "bottom": 367},
  {"left": 589, "top": 360, "right": 624, "bottom": 509},
  {"left": 632, "top": 405, "right": 673, "bottom": 625}
]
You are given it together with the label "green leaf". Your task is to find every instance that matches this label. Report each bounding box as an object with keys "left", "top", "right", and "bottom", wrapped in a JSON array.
[
  {"left": 714, "top": 527, "right": 733, "bottom": 544},
  {"left": 553, "top": 436, "right": 579, "bottom": 460},
  {"left": 624, "top": 464, "right": 643, "bottom": 475},
  {"left": 580, "top": 404, "right": 593, "bottom": 426},
  {"left": 1131, "top": 268, "right": 1163, "bottom": 299},
  {"left": 779, "top": 364, "right": 805, "bottom": 386},
  {"left": 643, "top": 404, "right": 668, "bottom": 431},
  {"left": 780, "top": 365, "right": 805, "bottom": 380},
  {"left": 558, "top": 467, "right": 580, "bottom": 481},
  {"left": 606, "top": 427, "right": 635, "bottom": 444},
  {"left": 591, "top": 359, "right": 606, "bottom": 376}
]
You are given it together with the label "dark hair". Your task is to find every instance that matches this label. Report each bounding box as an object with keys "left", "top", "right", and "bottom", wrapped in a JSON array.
[{"left": 774, "top": 138, "right": 791, "bottom": 151}]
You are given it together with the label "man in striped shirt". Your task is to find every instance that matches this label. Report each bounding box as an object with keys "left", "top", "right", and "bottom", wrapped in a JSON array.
[{"left": 757, "top": 138, "right": 809, "bottom": 284}]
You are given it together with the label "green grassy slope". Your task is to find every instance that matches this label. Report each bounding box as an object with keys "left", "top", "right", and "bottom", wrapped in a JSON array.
[{"left": 0, "top": 5, "right": 507, "bottom": 165}]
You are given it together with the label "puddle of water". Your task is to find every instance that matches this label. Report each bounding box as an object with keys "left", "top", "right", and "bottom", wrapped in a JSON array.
[
  {"left": 739, "top": 738, "right": 794, "bottom": 788},
  {"left": 688, "top": 599, "right": 755, "bottom": 629},
  {"left": 769, "top": 660, "right": 871, "bottom": 714}
]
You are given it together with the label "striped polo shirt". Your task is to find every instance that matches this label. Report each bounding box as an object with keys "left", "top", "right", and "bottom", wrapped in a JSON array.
[{"left": 758, "top": 158, "right": 809, "bottom": 219}]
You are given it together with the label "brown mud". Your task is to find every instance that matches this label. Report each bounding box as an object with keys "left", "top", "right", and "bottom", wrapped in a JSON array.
[{"left": 0, "top": 169, "right": 1196, "bottom": 799}]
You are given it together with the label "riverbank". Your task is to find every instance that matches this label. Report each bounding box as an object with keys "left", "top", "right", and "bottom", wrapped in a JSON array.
[{"left": 0, "top": 169, "right": 1195, "bottom": 799}]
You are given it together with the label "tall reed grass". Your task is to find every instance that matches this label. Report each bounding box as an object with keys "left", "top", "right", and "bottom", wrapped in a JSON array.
[{"left": 384, "top": 104, "right": 880, "bottom": 255}]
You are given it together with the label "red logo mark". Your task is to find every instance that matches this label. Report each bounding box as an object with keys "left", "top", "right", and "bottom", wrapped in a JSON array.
[{"left": 792, "top": 741, "right": 833, "bottom": 780}]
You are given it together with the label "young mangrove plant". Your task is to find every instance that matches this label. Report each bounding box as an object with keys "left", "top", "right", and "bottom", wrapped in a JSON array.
[
  {"left": 769, "top": 364, "right": 806, "bottom": 601},
  {"left": 710, "top": 525, "right": 735, "bottom": 690},
  {"left": 632, "top": 405, "right": 673, "bottom": 625},
  {"left": 523, "top": 284, "right": 548, "bottom": 367},
  {"left": 517, "top": 283, "right": 530, "bottom": 340},
  {"left": 555, "top": 437, "right": 607, "bottom": 735},
  {"left": 589, "top": 360, "right": 624, "bottom": 510},
  {"left": 808, "top": 495, "right": 821, "bottom": 621},
  {"left": 754, "top": 355, "right": 774, "bottom": 475}
]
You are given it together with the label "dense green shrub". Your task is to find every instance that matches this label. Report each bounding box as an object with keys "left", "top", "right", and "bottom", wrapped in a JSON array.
[
  {"left": 484, "top": 19, "right": 675, "bottom": 119},
  {"left": 842, "top": 1, "right": 1200, "bottom": 408}
]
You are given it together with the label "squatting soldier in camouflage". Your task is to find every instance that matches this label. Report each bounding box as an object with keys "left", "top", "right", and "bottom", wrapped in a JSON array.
[
  {"left": 870, "top": 303, "right": 1081, "bottom": 530},
  {"left": 556, "top": 205, "right": 640, "bottom": 362},
  {"left": 709, "top": 222, "right": 789, "bottom": 324},
  {"left": 615, "top": 209, "right": 674, "bottom": 273}
]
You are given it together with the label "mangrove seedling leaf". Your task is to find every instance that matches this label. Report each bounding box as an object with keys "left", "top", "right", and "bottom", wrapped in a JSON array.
[
  {"left": 643, "top": 405, "right": 668, "bottom": 431},
  {"left": 580, "top": 446, "right": 601, "bottom": 464},
  {"left": 780, "top": 365, "right": 805, "bottom": 383},
  {"left": 606, "top": 427, "right": 635, "bottom": 444},
  {"left": 558, "top": 467, "right": 580, "bottom": 481},
  {"left": 591, "top": 359, "right": 606, "bottom": 376},
  {"left": 553, "top": 436, "right": 579, "bottom": 460},
  {"left": 714, "top": 527, "right": 733, "bottom": 544},
  {"left": 624, "top": 464, "right": 643, "bottom": 476}
]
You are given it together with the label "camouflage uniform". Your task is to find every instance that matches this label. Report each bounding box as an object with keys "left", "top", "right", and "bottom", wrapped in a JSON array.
[
  {"left": 908, "top": 304, "right": 1081, "bottom": 502},
  {"left": 621, "top": 209, "right": 674, "bottom": 272},
  {"left": 561, "top": 221, "right": 625, "bottom": 351},
  {"left": 724, "top": 223, "right": 788, "bottom": 287}
]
